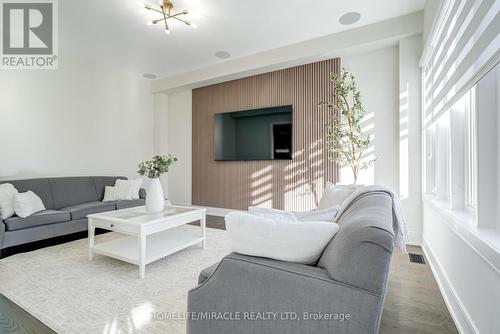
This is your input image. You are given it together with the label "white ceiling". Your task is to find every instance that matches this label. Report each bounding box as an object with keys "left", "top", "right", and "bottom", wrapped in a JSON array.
[{"left": 61, "top": 0, "right": 425, "bottom": 79}]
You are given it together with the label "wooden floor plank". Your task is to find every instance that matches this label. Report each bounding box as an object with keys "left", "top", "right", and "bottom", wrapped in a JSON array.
[{"left": 0, "top": 294, "right": 55, "bottom": 334}]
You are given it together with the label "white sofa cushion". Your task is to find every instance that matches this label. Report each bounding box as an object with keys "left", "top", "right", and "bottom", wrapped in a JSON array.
[
  {"left": 317, "top": 182, "right": 358, "bottom": 209},
  {"left": 115, "top": 179, "right": 143, "bottom": 200},
  {"left": 13, "top": 191, "right": 46, "bottom": 218},
  {"left": 0, "top": 183, "right": 18, "bottom": 219},
  {"left": 225, "top": 212, "right": 339, "bottom": 264}
]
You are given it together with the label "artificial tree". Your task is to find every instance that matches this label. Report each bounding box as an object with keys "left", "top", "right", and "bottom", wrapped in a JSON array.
[{"left": 320, "top": 68, "right": 375, "bottom": 184}]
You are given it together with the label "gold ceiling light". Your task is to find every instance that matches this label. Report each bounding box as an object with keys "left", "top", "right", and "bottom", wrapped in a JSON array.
[{"left": 142, "top": 0, "right": 196, "bottom": 34}]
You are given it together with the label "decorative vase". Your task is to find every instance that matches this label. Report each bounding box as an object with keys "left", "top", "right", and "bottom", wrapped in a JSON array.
[{"left": 145, "top": 178, "right": 165, "bottom": 213}]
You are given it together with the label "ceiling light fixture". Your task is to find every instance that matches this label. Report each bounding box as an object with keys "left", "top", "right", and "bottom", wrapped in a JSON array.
[
  {"left": 339, "top": 12, "right": 361, "bottom": 25},
  {"left": 141, "top": 0, "right": 194, "bottom": 34}
]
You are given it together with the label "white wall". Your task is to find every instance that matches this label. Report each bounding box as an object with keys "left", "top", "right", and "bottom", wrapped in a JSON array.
[
  {"left": 166, "top": 90, "right": 192, "bottom": 205},
  {"left": 422, "top": 0, "right": 442, "bottom": 46},
  {"left": 340, "top": 43, "right": 423, "bottom": 244},
  {"left": 476, "top": 66, "right": 499, "bottom": 230},
  {"left": 341, "top": 47, "right": 399, "bottom": 190},
  {"left": 423, "top": 200, "right": 500, "bottom": 334},
  {"left": 399, "top": 35, "right": 423, "bottom": 244},
  {"left": 152, "top": 89, "right": 192, "bottom": 205},
  {"left": 0, "top": 56, "right": 154, "bottom": 180},
  {"left": 153, "top": 92, "right": 169, "bottom": 192}
]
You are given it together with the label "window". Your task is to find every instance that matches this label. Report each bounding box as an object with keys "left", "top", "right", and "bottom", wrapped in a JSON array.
[
  {"left": 424, "top": 126, "right": 436, "bottom": 194},
  {"left": 435, "top": 112, "right": 450, "bottom": 201},
  {"left": 422, "top": 62, "right": 499, "bottom": 230},
  {"left": 464, "top": 89, "right": 477, "bottom": 209}
]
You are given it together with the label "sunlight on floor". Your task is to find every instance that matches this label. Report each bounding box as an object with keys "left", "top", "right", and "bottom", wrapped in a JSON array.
[{"left": 102, "top": 301, "right": 154, "bottom": 334}]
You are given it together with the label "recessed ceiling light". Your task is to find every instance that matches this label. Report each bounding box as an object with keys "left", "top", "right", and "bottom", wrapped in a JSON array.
[
  {"left": 143, "top": 73, "right": 157, "bottom": 79},
  {"left": 339, "top": 12, "right": 361, "bottom": 25},
  {"left": 215, "top": 51, "right": 231, "bottom": 59}
]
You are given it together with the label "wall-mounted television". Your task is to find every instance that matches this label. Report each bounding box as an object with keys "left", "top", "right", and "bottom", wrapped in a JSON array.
[{"left": 214, "top": 105, "right": 293, "bottom": 161}]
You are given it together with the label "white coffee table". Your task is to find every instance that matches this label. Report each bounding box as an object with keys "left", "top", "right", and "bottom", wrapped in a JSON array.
[{"left": 87, "top": 204, "right": 206, "bottom": 279}]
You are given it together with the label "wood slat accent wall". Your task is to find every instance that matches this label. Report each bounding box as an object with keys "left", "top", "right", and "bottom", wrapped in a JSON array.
[{"left": 192, "top": 58, "right": 340, "bottom": 210}]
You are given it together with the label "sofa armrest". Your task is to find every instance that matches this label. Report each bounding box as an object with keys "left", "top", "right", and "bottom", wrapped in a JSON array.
[
  {"left": 187, "top": 253, "right": 384, "bottom": 334},
  {"left": 0, "top": 219, "right": 5, "bottom": 250},
  {"left": 139, "top": 188, "right": 146, "bottom": 199}
]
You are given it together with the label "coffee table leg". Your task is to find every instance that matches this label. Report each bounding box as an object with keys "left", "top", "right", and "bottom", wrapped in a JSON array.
[
  {"left": 201, "top": 213, "right": 206, "bottom": 249},
  {"left": 88, "top": 220, "right": 95, "bottom": 261},
  {"left": 139, "top": 232, "right": 146, "bottom": 279}
]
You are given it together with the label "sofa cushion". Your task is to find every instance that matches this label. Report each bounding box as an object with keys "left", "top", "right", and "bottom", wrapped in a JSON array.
[
  {"left": 114, "top": 199, "right": 145, "bottom": 210},
  {"left": 49, "top": 177, "right": 99, "bottom": 209},
  {"left": 61, "top": 201, "right": 115, "bottom": 220},
  {"left": 4, "top": 210, "right": 70, "bottom": 231}
]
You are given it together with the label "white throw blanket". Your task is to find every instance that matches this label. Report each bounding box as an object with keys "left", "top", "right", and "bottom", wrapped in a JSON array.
[
  {"left": 335, "top": 185, "right": 409, "bottom": 253},
  {"left": 248, "top": 206, "right": 339, "bottom": 222}
]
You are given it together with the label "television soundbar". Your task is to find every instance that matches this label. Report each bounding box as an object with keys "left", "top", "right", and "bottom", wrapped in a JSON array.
[{"left": 214, "top": 105, "right": 293, "bottom": 161}]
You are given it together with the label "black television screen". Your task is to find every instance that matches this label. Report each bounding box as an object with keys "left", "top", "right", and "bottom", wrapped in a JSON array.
[{"left": 214, "top": 105, "right": 293, "bottom": 161}]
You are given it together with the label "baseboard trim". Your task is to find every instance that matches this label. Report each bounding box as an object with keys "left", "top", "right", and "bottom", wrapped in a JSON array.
[
  {"left": 422, "top": 239, "right": 478, "bottom": 334},
  {"left": 407, "top": 231, "right": 422, "bottom": 246}
]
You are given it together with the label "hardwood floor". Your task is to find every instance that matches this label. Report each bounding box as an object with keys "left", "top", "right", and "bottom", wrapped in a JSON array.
[
  {"left": 0, "top": 216, "right": 457, "bottom": 334},
  {"left": 0, "top": 295, "right": 54, "bottom": 334},
  {"left": 381, "top": 245, "right": 458, "bottom": 334}
]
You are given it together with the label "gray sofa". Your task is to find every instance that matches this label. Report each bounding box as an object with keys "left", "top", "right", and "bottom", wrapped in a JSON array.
[
  {"left": 0, "top": 176, "right": 145, "bottom": 255},
  {"left": 187, "top": 192, "right": 394, "bottom": 334}
]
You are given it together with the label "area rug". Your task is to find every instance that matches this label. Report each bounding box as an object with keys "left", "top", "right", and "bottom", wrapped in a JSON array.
[{"left": 0, "top": 226, "right": 231, "bottom": 334}]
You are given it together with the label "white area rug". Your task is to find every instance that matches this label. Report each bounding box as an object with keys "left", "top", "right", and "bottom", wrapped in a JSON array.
[{"left": 0, "top": 226, "right": 230, "bottom": 334}]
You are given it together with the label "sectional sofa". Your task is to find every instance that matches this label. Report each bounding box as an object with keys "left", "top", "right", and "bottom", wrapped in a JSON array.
[{"left": 0, "top": 176, "right": 145, "bottom": 256}]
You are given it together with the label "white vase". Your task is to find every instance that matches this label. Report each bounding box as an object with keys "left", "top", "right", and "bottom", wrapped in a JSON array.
[{"left": 145, "top": 178, "right": 165, "bottom": 213}]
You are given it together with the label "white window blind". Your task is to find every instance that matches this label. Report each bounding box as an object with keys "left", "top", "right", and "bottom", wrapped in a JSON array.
[{"left": 421, "top": 0, "right": 500, "bottom": 130}]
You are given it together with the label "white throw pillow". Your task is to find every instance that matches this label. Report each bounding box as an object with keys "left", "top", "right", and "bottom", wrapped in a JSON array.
[
  {"left": 248, "top": 206, "right": 298, "bottom": 222},
  {"left": 13, "top": 191, "right": 45, "bottom": 218},
  {"left": 225, "top": 212, "right": 339, "bottom": 264},
  {"left": 0, "top": 183, "right": 18, "bottom": 219},
  {"left": 103, "top": 186, "right": 130, "bottom": 202},
  {"left": 115, "top": 179, "right": 143, "bottom": 200},
  {"left": 317, "top": 182, "right": 357, "bottom": 209}
]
